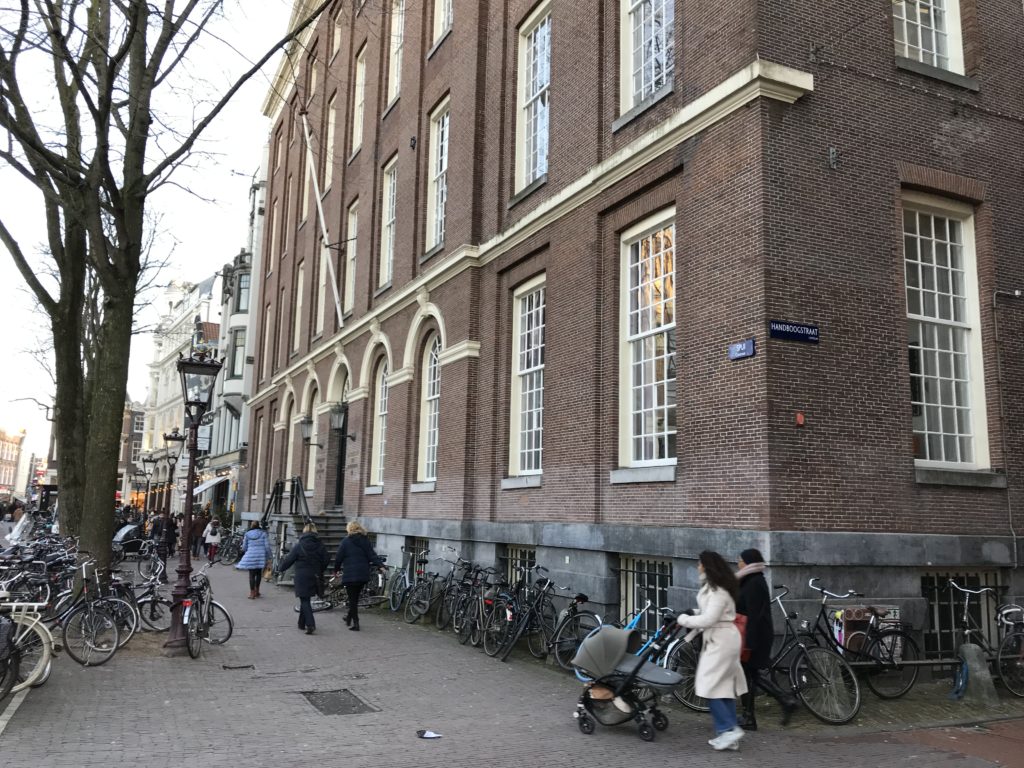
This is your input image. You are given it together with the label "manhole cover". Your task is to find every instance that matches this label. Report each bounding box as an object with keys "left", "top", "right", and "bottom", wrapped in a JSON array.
[{"left": 300, "top": 689, "right": 378, "bottom": 716}]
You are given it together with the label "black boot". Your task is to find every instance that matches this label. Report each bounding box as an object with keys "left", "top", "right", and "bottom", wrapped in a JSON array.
[
  {"left": 737, "top": 693, "right": 758, "bottom": 731},
  {"left": 349, "top": 621, "right": 360, "bottom": 631},
  {"left": 344, "top": 614, "right": 352, "bottom": 626}
]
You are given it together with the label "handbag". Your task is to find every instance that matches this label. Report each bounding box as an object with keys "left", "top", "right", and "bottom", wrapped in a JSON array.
[{"left": 734, "top": 612, "right": 751, "bottom": 663}]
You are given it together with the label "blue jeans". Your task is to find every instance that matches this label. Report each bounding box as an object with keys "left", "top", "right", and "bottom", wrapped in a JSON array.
[
  {"left": 298, "top": 596, "right": 315, "bottom": 630},
  {"left": 708, "top": 698, "right": 738, "bottom": 734}
]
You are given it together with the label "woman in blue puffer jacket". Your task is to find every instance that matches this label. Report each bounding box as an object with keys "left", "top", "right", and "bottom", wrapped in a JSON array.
[{"left": 235, "top": 521, "right": 273, "bottom": 599}]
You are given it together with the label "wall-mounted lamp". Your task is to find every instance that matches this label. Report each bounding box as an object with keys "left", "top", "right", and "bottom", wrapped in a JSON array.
[
  {"left": 299, "top": 416, "right": 323, "bottom": 448},
  {"left": 330, "top": 403, "right": 356, "bottom": 441}
]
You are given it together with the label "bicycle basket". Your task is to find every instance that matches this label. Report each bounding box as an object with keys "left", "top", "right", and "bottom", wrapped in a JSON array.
[{"left": 0, "top": 615, "right": 15, "bottom": 662}]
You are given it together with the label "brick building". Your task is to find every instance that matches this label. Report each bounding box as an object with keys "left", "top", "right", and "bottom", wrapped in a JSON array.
[{"left": 248, "top": 0, "right": 1024, "bottom": 634}]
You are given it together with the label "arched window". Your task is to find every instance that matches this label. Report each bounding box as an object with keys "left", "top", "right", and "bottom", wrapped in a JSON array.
[
  {"left": 419, "top": 335, "right": 441, "bottom": 482},
  {"left": 370, "top": 360, "right": 389, "bottom": 486},
  {"left": 306, "top": 387, "right": 320, "bottom": 488},
  {"left": 284, "top": 399, "right": 295, "bottom": 478}
]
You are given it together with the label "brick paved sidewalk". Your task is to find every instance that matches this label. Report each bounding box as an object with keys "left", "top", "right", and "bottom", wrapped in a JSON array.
[{"left": 0, "top": 562, "right": 1017, "bottom": 767}]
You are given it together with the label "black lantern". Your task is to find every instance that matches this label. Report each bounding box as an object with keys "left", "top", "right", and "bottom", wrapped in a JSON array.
[
  {"left": 299, "top": 415, "right": 321, "bottom": 447},
  {"left": 177, "top": 348, "right": 223, "bottom": 425}
]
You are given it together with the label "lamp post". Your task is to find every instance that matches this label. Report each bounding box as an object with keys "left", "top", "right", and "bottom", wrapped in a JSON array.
[
  {"left": 165, "top": 348, "right": 223, "bottom": 653},
  {"left": 329, "top": 403, "right": 354, "bottom": 507},
  {"left": 163, "top": 428, "right": 185, "bottom": 517},
  {"left": 141, "top": 453, "right": 156, "bottom": 514}
]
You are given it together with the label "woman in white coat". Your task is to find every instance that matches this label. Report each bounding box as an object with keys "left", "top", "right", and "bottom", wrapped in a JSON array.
[{"left": 676, "top": 550, "right": 748, "bottom": 751}]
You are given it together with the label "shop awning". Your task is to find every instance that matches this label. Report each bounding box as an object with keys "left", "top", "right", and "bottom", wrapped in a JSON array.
[{"left": 192, "top": 476, "right": 229, "bottom": 496}]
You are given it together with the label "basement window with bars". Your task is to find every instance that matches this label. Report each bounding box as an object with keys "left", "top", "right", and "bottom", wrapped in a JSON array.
[
  {"left": 504, "top": 545, "right": 537, "bottom": 583},
  {"left": 619, "top": 555, "right": 672, "bottom": 638},
  {"left": 921, "top": 570, "right": 1004, "bottom": 659},
  {"left": 404, "top": 536, "right": 431, "bottom": 577}
]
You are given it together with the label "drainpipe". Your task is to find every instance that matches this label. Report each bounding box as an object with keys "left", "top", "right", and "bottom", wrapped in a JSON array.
[{"left": 993, "top": 289, "right": 1022, "bottom": 569}]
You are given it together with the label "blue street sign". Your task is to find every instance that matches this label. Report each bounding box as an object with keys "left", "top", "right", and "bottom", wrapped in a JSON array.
[
  {"left": 769, "top": 320, "right": 819, "bottom": 344},
  {"left": 728, "top": 338, "right": 756, "bottom": 360}
]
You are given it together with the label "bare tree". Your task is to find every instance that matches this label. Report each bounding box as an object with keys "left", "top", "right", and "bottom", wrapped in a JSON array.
[{"left": 0, "top": 0, "right": 332, "bottom": 570}]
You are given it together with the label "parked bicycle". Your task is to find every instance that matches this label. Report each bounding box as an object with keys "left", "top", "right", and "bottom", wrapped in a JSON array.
[
  {"left": 806, "top": 578, "right": 921, "bottom": 698},
  {"left": 946, "top": 579, "right": 1024, "bottom": 697},
  {"left": 173, "top": 561, "right": 233, "bottom": 659}
]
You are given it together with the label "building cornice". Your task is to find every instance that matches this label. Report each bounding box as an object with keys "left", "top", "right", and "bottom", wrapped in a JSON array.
[
  {"left": 247, "top": 60, "right": 813, "bottom": 409},
  {"left": 262, "top": 0, "right": 323, "bottom": 122}
]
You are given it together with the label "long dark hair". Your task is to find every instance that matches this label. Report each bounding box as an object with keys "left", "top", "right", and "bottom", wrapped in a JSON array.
[{"left": 700, "top": 550, "right": 739, "bottom": 602}]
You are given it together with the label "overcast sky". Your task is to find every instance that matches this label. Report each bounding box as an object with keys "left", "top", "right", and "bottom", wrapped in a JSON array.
[{"left": 0, "top": 1, "right": 294, "bottom": 457}]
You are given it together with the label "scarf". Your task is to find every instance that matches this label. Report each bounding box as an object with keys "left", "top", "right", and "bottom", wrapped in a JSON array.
[{"left": 736, "top": 561, "right": 766, "bottom": 580}]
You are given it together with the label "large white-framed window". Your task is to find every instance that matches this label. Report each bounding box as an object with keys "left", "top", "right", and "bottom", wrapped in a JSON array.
[
  {"left": 131, "top": 440, "right": 141, "bottom": 464},
  {"left": 370, "top": 360, "right": 390, "bottom": 486},
  {"left": 386, "top": 0, "right": 405, "bottom": 105},
  {"left": 330, "top": 12, "right": 342, "bottom": 60},
  {"left": 345, "top": 200, "right": 359, "bottom": 313},
  {"left": 618, "top": 209, "right": 676, "bottom": 467},
  {"left": 509, "top": 275, "right": 546, "bottom": 476},
  {"left": 892, "top": 0, "right": 964, "bottom": 74},
  {"left": 285, "top": 401, "right": 296, "bottom": 478},
  {"left": 419, "top": 335, "right": 442, "bottom": 482},
  {"left": 619, "top": 0, "right": 675, "bottom": 113},
  {"left": 516, "top": 4, "right": 551, "bottom": 191},
  {"left": 324, "top": 92, "right": 337, "bottom": 190},
  {"left": 426, "top": 100, "right": 450, "bottom": 251},
  {"left": 315, "top": 247, "right": 327, "bottom": 336},
  {"left": 253, "top": 415, "right": 265, "bottom": 494},
  {"left": 301, "top": 160, "right": 311, "bottom": 223},
  {"left": 379, "top": 157, "right": 397, "bottom": 287},
  {"left": 229, "top": 329, "right": 246, "bottom": 378},
  {"left": 235, "top": 272, "right": 251, "bottom": 313},
  {"left": 903, "top": 192, "right": 988, "bottom": 468},
  {"left": 261, "top": 304, "right": 273, "bottom": 380},
  {"left": 292, "top": 261, "right": 304, "bottom": 352},
  {"left": 133, "top": 414, "right": 145, "bottom": 433},
  {"left": 269, "top": 199, "right": 279, "bottom": 260},
  {"left": 306, "top": 388, "right": 320, "bottom": 489},
  {"left": 351, "top": 44, "right": 366, "bottom": 152},
  {"left": 433, "top": 0, "right": 453, "bottom": 42}
]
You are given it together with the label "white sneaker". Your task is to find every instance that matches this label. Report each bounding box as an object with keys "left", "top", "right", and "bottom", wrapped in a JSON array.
[
  {"left": 715, "top": 727, "right": 745, "bottom": 751},
  {"left": 708, "top": 734, "right": 739, "bottom": 751}
]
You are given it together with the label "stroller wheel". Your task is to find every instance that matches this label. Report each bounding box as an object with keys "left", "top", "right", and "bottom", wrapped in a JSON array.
[
  {"left": 577, "top": 714, "right": 596, "bottom": 735},
  {"left": 638, "top": 722, "right": 655, "bottom": 741},
  {"left": 652, "top": 711, "right": 669, "bottom": 731}
]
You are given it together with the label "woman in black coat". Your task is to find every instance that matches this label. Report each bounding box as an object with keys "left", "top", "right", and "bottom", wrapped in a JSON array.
[
  {"left": 333, "top": 520, "right": 383, "bottom": 631},
  {"left": 278, "top": 523, "right": 329, "bottom": 635},
  {"left": 735, "top": 548, "right": 797, "bottom": 729}
]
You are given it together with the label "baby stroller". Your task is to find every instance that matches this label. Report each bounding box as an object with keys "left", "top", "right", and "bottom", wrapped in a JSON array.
[{"left": 571, "top": 625, "right": 683, "bottom": 741}]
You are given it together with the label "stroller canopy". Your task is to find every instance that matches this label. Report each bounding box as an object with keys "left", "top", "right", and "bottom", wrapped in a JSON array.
[{"left": 571, "top": 626, "right": 644, "bottom": 678}]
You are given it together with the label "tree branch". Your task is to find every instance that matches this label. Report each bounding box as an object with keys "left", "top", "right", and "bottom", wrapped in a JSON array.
[{"left": 0, "top": 216, "right": 58, "bottom": 312}]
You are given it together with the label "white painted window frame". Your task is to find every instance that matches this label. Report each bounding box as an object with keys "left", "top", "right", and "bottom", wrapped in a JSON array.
[
  {"left": 618, "top": 208, "right": 677, "bottom": 468},
  {"left": 892, "top": 0, "right": 965, "bottom": 75},
  {"left": 619, "top": 0, "right": 675, "bottom": 114},
  {"left": 380, "top": 157, "right": 398, "bottom": 287},
  {"left": 292, "top": 261, "right": 304, "bottom": 352},
  {"left": 351, "top": 45, "right": 366, "bottom": 152},
  {"left": 345, "top": 201, "right": 359, "bottom": 313},
  {"left": 433, "top": 0, "right": 453, "bottom": 42},
  {"left": 426, "top": 99, "right": 450, "bottom": 251},
  {"left": 903, "top": 190, "right": 988, "bottom": 469},
  {"left": 515, "top": 3, "right": 551, "bottom": 192},
  {"left": 324, "top": 92, "right": 337, "bottom": 190},
  {"left": 306, "top": 390, "right": 320, "bottom": 489},
  {"left": 508, "top": 274, "right": 546, "bottom": 476},
  {"left": 370, "top": 361, "right": 390, "bottom": 486},
  {"left": 419, "top": 335, "right": 442, "bottom": 482},
  {"left": 386, "top": 0, "right": 405, "bottom": 105}
]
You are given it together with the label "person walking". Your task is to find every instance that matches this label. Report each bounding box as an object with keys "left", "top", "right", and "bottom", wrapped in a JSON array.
[
  {"left": 735, "top": 548, "right": 798, "bottom": 729},
  {"left": 676, "top": 550, "right": 747, "bottom": 752},
  {"left": 192, "top": 512, "right": 207, "bottom": 557},
  {"left": 278, "top": 523, "right": 329, "bottom": 635},
  {"left": 333, "top": 521, "right": 384, "bottom": 632},
  {"left": 202, "top": 517, "right": 222, "bottom": 562},
  {"left": 235, "top": 521, "right": 273, "bottom": 599}
]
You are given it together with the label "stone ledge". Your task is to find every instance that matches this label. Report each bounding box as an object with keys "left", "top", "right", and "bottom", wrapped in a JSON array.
[
  {"left": 410, "top": 481, "right": 436, "bottom": 493},
  {"left": 895, "top": 56, "right": 979, "bottom": 91},
  {"left": 500, "top": 475, "right": 542, "bottom": 490},
  {"left": 915, "top": 467, "right": 1007, "bottom": 488},
  {"left": 363, "top": 485, "right": 383, "bottom": 496},
  {"left": 609, "top": 465, "right": 675, "bottom": 484}
]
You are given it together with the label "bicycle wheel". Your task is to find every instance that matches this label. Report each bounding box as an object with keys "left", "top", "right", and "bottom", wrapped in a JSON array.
[
  {"left": 206, "top": 601, "right": 233, "bottom": 645},
  {"left": 551, "top": 611, "right": 602, "bottom": 670},
  {"left": 138, "top": 554, "right": 159, "bottom": 579},
  {"left": 435, "top": 587, "right": 457, "bottom": 630},
  {"left": 186, "top": 600, "right": 203, "bottom": 659},
  {"left": 667, "top": 640, "right": 710, "bottom": 712},
  {"left": 62, "top": 604, "right": 119, "bottom": 666},
  {"left": 404, "top": 582, "right": 432, "bottom": 624},
  {"left": 457, "top": 599, "right": 477, "bottom": 645},
  {"left": 101, "top": 597, "right": 138, "bottom": 649},
  {"left": 483, "top": 599, "right": 513, "bottom": 657},
  {"left": 137, "top": 597, "right": 174, "bottom": 632},
  {"left": 11, "top": 618, "right": 52, "bottom": 692},
  {"left": 451, "top": 592, "right": 471, "bottom": 636},
  {"left": 997, "top": 630, "right": 1024, "bottom": 697},
  {"left": 791, "top": 645, "right": 861, "bottom": 724},
  {"left": 221, "top": 543, "right": 240, "bottom": 566},
  {"left": 863, "top": 630, "right": 920, "bottom": 699},
  {"left": 387, "top": 573, "right": 407, "bottom": 612}
]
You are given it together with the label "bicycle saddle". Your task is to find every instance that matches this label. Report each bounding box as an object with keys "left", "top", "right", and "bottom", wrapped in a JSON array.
[{"left": 866, "top": 606, "right": 890, "bottom": 618}]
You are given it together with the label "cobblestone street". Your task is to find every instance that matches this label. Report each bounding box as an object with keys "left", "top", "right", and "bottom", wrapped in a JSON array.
[{"left": 1, "top": 559, "right": 1022, "bottom": 767}]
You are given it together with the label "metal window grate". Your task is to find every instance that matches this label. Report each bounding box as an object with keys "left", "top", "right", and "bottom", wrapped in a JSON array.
[
  {"left": 921, "top": 570, "right": 1003, "bottom": 658},
  {"left": 619, "top": 555, "right": 672, "bottom": 638},
  {"left": 505, "top": 545, "right": 537, "bottom": 583},
  {"left": 405, "top": 536, "right": 431, "bottom": 577}
]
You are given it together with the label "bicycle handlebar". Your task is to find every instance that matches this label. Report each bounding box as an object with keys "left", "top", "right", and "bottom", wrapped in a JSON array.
[
  {"left": 948, "top": 579, "right": 996, "bottom": 596},
  {"left": 808, "top": 577, "right": 859, "bottom": 600}
]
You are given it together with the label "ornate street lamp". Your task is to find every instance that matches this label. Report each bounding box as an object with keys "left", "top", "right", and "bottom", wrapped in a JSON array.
[
  {"left": 163, "top": 427, "right": 185, "bottom": 518},
  {"left": 141, "top": 453, "right": 156, "bottom": 513},
  {"left": 329, "top": 403, "right": 355, "bottom": 507},
  {"left": 165, "top": 348, "right": 223, "bottom": 654}
]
